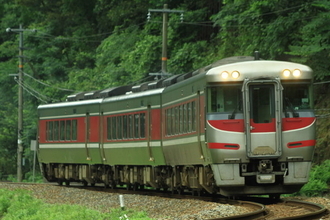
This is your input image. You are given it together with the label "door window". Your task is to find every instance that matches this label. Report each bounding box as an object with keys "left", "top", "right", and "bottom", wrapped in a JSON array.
[{"left": 250, "top": 85, "right": 275, "bottom": 123}]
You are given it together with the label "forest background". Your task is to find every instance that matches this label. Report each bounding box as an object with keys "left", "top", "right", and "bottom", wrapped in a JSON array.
[{"left": 0, "top": 0, "right": 330, "bottom": 180}]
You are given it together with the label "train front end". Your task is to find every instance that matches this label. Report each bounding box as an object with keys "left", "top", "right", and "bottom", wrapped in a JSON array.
[{"left": 205, "top": 58, "right": 315, "bottom": 197}]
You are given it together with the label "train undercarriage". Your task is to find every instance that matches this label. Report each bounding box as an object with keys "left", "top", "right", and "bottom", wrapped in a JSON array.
[
  {"left": 41, "top": 163, "right": 216, "bottom": 195},
  {"left": 41, "top": 161, "right": 305, "bottom": 197}
]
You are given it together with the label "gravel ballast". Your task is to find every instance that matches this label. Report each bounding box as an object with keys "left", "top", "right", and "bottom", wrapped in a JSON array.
[{"left": 0, "top": 183, "right": 249, "bottom": 219}]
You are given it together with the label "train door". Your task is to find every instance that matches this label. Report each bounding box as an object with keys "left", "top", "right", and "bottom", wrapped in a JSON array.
[
  {"left": 147, "top": 105, "right": 154, "bottom": 161},
  {"left": 85, "top": 112, "right": 91, "bottom": 160},
  {"left": 100, "top": 112, "right": 106, "bottom": 161},
  {"left": 196, "top": 90, "right": 205, "bottom": 160},
  {"left": 243, "top": 79, "right": 283, "bottom": 158}
]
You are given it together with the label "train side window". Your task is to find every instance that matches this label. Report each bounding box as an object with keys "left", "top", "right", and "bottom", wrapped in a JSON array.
[
  {"left": 183, "top": 104, "right": 188, "bottom": 133},
  {"left": 192, "top": 101, "right": 196, "bottom": 131},
  {"left": 111, "top": 117, "right": 117, "bottom": 140},
  {"left": 170, "top": 108, "right": 176, "bottom": 135},
  {"left": 129, "top": 114, "right": 133, "bottom": 139},
  {"left": 46, "top": 121, "right": 53, "bottom": 141},
  {"left": 72, "top": 120, "right": 77, "bottom": 141},
  {"left": 134, "top": 114, "right": 139, "bottom": 138},
  {"left": 175, "top": 106, "right": 179, "bottom": 134},
  {"left": 66, "top": 120, "right": 71, "bottom": 141},
  {"left": 122, "top": 115, "right": 127, "bottom": 139},
  {"left": 60, "top": 120, "right": 65, "bottom": 140},
  {"left": 187, "top": 102, "right": 192, "bottom": 133},
  {"left": 165, "top": 109, "right": 169, "bottom": 136},
  {"left": 54, "top": 121, "right": 59, "bottom": 141},
  {"left": 117, "top": 116, "right": 122, "bottom": 140},
  {"left": 107, "top": 117, "right": 111, "bottom": 140},
  {"left": 179, "top": 105, "right": 183, "bottom": 134},
  {"left": 140, "top": 113, "right": 145, "bottom": 138}
]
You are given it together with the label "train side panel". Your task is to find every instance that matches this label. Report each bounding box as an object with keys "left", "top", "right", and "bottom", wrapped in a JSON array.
[
  {"left": 101, "top": 89, "right": 166, "bottom": 166},
  {"left": 161, "top": 74, "right": 211, "bottom": 166},
  {"left": 38, "top": 100, "right": 103, "bottom": 165}
]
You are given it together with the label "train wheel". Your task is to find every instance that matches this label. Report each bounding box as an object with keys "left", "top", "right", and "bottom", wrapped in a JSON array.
[
  {"left": 65, "top": 181, "right": 70, "bottom": 186},
  {"left": 171, "top": 188, "right": 175, "bottom": 194},
  {"left": 133, "top": 183, "right": 139, "bottom": 191},
  {"left": 109, "top": 181, "right": 116, "bottom": 189},
  {"left": 82, "top": 181, "right": 88, "bottom": 187},
  {"left": 269, "top": 194, "right": 281, "bottom": 200},
  {"left": 177, "top": 187, "right": 184, "bottom": 195},
  {"left": 57, "top": 180, "right": 63, "bottom": 186}
]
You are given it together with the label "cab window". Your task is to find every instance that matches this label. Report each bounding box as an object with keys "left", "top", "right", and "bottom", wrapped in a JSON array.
[
  {"left": 207, "top": 85, "right": 242, "bottom": 113},
  {"left": 283, "top": 84, "right": 311, "bottom": 110}
]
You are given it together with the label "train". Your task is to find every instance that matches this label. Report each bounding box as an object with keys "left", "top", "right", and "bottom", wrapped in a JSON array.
[{"left": 37, "top": 55, "right": 316, "bottom": 198}]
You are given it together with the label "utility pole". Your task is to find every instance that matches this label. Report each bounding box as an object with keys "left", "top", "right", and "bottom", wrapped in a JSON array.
[
  {"left": 148, "top": 4, "right": 184, "bottom": 77},
  {"left": 6, "top": 25, "right": 37, "bottom": 182}
]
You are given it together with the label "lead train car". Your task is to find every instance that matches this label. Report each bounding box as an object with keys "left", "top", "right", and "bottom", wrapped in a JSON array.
[{"left": 37, "top": 56, "right": 315, "bottom": 197}]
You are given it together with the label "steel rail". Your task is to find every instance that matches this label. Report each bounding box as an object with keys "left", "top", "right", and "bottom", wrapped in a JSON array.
[
  {"left": 274, "top": 200, "right": 327, "bottom": 220},
  {"left": 206, "top": 200, "right": 268, "bottom": 220}
]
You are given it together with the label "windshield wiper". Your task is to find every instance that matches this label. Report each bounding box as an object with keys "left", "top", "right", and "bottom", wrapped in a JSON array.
[
  {"left": 284, "top": 97, "right": 299, "bottom": 118},
  {"left": 229, "top": 108, "right": 236, "bottom": 119}
]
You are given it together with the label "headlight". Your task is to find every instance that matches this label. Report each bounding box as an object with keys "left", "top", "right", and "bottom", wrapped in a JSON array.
[
  {"left": 231, "top": 71, "right": 240, "bottom": 79},
  {"left": 221, "top": 71, "right": 229, "bottom": 79},
  {"left": 282, "top": 69, "right": 291, "bottom": 77},
  {"left": 293, "top": 69, "right": 301, "bottom": 77}
]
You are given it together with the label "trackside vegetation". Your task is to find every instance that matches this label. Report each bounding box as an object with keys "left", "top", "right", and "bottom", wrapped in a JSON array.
[
  {"left": 293, "top": 160, "right": 330, "bottom": 197},
  {"left": 0, "top": 189, "right": 153, "bottom": 220}
]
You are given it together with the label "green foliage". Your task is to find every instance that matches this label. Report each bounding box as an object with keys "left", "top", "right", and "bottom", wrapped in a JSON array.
[
  {"left": 212, "top": 0, "right": 310, "bottom": 59},
  {"left": 288, "top": 0, "right": 330, "bottom": 81},
  {"left": 295, "top": 160, "right": 330, "bottom": 196},
  {"left": 0, "top": 189, "right": 154, "bottom": 220},
  {"left": 298, "top": 179, "right": 328, "bottom": 197}
]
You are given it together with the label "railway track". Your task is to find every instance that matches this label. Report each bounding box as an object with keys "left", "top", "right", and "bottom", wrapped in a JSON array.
[
  {"left": 265, "top": 200, "right": 327, "bottom": 220},
  {"left": 206, "top": 199, "right": 327, "bottom": 220},
  {"left": 76, "top": 184, "right": 328, "bottom": 219},
  {"left": 68, "top": 183, "right": 328, "bottom": 219},
  {"left": 206, "top": 200, "right": 267, "bottom": 220},
  {"left": 0, "top": 182, "right": 328, "bottom": 219}
]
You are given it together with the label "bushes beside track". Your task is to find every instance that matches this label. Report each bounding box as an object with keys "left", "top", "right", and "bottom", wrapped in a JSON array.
[
  {"left": 295, "top": 160, "right": 330, "bottom": 196},
  {"left": 0, "top": 189, "right": 153, "bottom": 220}
]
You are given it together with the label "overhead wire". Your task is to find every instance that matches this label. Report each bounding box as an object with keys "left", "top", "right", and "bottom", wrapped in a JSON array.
[
  {"left": 24, "top": 72, "right": 75, "bottom": 92},
  {"left": 14, "top": 78, "right": 49, "bottom": 103}
]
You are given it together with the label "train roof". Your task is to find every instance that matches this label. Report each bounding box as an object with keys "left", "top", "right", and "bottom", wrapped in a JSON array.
[
  {"left": 38, "top": 98, "right": 103, "bottom": 110},
  {"left": 102, "top": 87, "right": 164, "bottom": 103},
  {"left": 38, "top": 56, "right": 313, "bottom": 109},
  {"left": 61, "top": 57, "right": 256, "bottom": 103}
]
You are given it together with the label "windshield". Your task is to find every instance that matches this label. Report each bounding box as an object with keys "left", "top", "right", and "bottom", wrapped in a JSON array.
[
  {"left": 207, "top": 85, "right": 242, "bottom": 113},
  {"left": 283, "top": 84, "right": 311, "bottom": 110}
]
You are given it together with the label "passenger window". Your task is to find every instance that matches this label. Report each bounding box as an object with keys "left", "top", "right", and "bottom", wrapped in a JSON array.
[{"left": 72, "top": 120, "right": 77, "bottom": 141}]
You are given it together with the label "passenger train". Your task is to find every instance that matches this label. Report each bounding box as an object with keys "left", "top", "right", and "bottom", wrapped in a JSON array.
[{"left": 37, "top": 56, "right": 315, "bottom": 197}]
